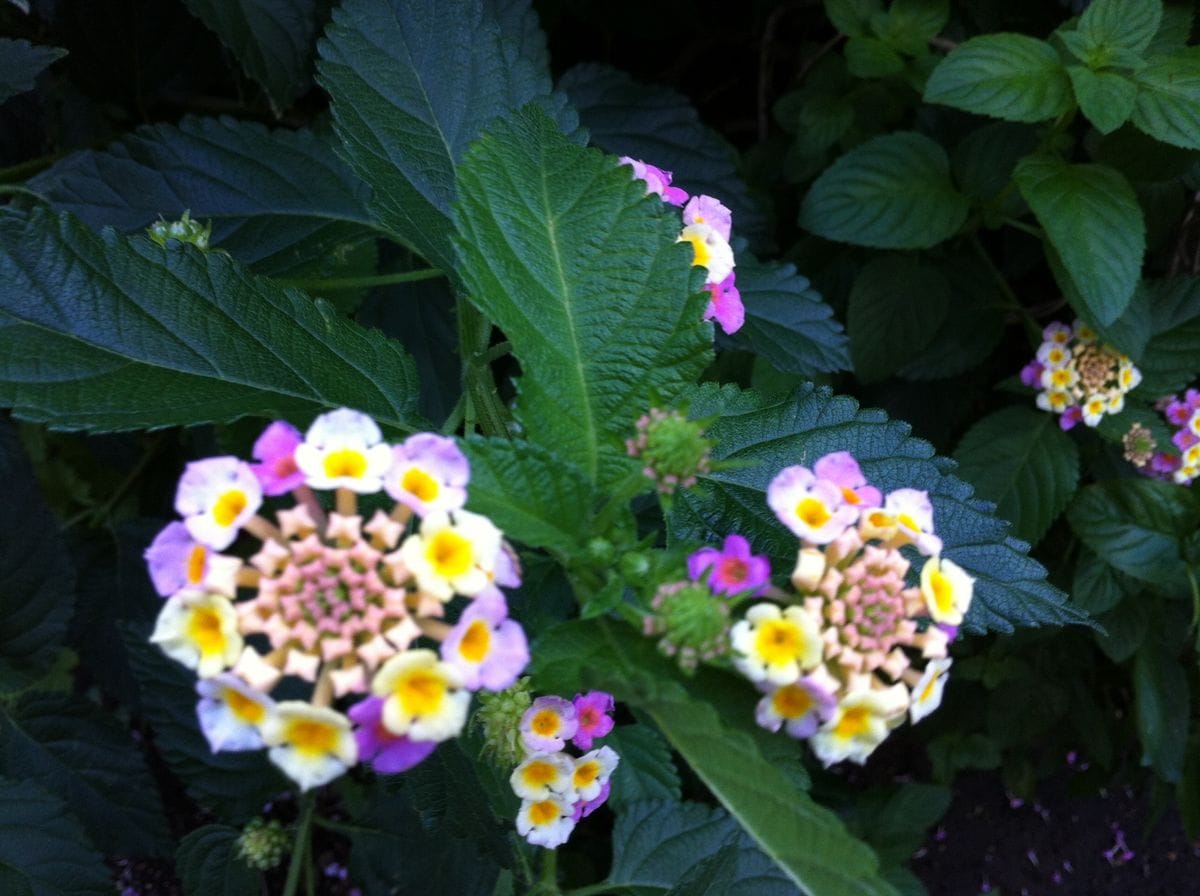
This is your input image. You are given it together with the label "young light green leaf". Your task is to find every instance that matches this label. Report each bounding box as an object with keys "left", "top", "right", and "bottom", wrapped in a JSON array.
[
  {"left": 182, "top": 0, "right": 323, "bottom": 113},
  {"left": 0, "top": 208, "right": 422, "bottom": 433},
  {"left": 603, "top": 724, "right": 682, "bottom": 811},
  {"left": 0, "top": 692, "right": 171, "bottom": 857},
  {"left": 731, "top": 255, "right": 851, "bottom": 377},
  {"left": 1134, "top": 637, "right": 1189, "bottom": 782},
  {"left": 0, "top": 422, "right": 73, "bottom": 692},
  {"left": 924, "top": 33, "right": 1073, "bottom": 122},
  {"left": 1067, "top": 479, "right": 1200, "bottom": 595},
  {"left": 453, "top": 106, "right": 711, "bottom": 488},
  {"left": 318, "top": 0, "right": 575, "bottom": 274},
  {"left": 799, "top": 131, "right": 968, "bottom": 249},
  {"left": 847, "top": 255, "right": 950, "bottom": 383},
  {"left": 532, "top": 618, "right": 898, "bottom": 896},
  {"left": 1014, "top": 155, "right": 1144, "bottom": 326},
  {"left": 0, "top": 38, "right": 66, "bottom": 104},
  {"left": 1131, "top": 49, "right": 1200, "bottom": 149},
  {"left": 952, "top": 406, "right": 1079, "bottom": 547},
  {"left": 462, "top": 437, "right": 595, "bottom": 557},
  {"left": 176, "top": 826, "right": 259, "bottom": 896},
  {"left": 1078, "top": 0, "right": 1163, "bottom": 57},
  {"left": 0, "top": 777, "right": 110, "bottom": 896},
  {"left": 669, "top": 383, "right": 1090, "bottom": 633},
  {"left": 824, "top": 0, "right": 885, "bottom": 38},
  {"left": 1067, "top": 66, "right": 1138, "bottom": 134}
]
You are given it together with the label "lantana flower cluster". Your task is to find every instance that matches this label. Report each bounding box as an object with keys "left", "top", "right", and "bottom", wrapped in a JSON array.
[
  {"left": 723, "top": 452, "right": 974, "bottom": 766},
  {"left": 146, "top": 408, "right": 529, "bottom": 791},
  {"left": 1124, "top": 390, "right": 1200, "bottom": 485},
  {"left": 507, "top": 691, "right": 620, "bottom": 849},
  {"left": 620, "top": 156, "right": 744, "bottom": 335},
  {"left": 1020, "top": 321, "right": 1141, "bottom": 429}
]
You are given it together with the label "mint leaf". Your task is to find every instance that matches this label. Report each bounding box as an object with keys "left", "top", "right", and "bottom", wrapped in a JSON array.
[
  {"left": 1078, "top": 0, "right": 1163, "bottom": 57},
  {"left": 0, "top": 208, "right": 422, "bottom": 433},
  {"left": 952, "top": 406, "right": 1079, "bottom": 547},
  {"left": 1131, "top": 48, "right": 1200, "bottom": 150},
  {"left": 0, "top": 38, "right": 65, "bottom": 104},
  {"left": 924, "top": 34, "right": 1073, "bottom": 123},
  {"left": 1014, "top": 155, "right": 1144, "bottom": 326},
  {"left": 847, "top": 255, "right": 950, "bottom": 383},
  {"left": 670, "top": 384, "right": 1089, "bottom": 633},
  {"left": 824, "top": 0, "right": 885, "bottom": 38},
  {"left": 453, "top": 106, "right": 711, "bottom": 488},
  {"left": 1067, "top": 66, "right": 1138, "bottom": 134},
  {"left": 800, "top": 131, "right": 968, "bottom": 249}
]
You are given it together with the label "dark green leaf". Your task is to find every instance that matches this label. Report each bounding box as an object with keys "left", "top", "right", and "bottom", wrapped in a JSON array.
[
  {"left": 800, "top": 132, "right": 969, "bottom": 249},
  {"left": 560, "top": 63, "right": 770, "bottom": 249},
  {"left": 664, "top": 843, "right": 741, "bottom": 896},
  {"left": 453, "top": 106, "right": 711, "bottom": 488},
  {"left": 1014, "top": 156, "right": 1144, "bottom": 326},
  {"left": 0, "top": 776, "right": 110, "bottom": 896},
  {"left": 670, "top": 384, "right": 1089, "bottom": 633},
  {"left": 1094, "top": 598, "right": 1149, "bottom": 663},
  {"left": 175, "top": 826, "right": 258, "bottom": 896},
  {"left": 1068, "top": 66, "right": 1138, "bottom": 134},
  {"left": 1072, "top": 547, "right": 1134, "bottom": 615},
  {"left": 0, "top": 208, "right": 422, "bottom": 433},
  {"left": 318, "top": 0, "right": 575, "bottom": 273},
  {"left": 1134, "top": 636, "right": 1189, "bottom": 781},
  {"left": 0, "top": 421, "right": 73, "bottom": 692},
  {"left": 1079, "top": 0, "right": 1162, "bottom": 57},
  {"left": 182, "top": 0, "right": 323, "bottom": 113},
  {"left": 885, "top": 0, "right": 949, "bottom": 49},
  {"left": 730, "top": 255, "right": 851, "bottom": 377},
  {"left": 1067, "top": 479, "right": 1200, "bottom": 594},
  {"left": 1139, "top": 277, "right": 1200, "bottom": 394},
  {"left": 850, "top": 783, "right": 951, "bottom": 868},
  {"left": 1131, "top": 49, "right": 1200, "bottom": 149},
  {"left": 0, "top": 692, "right": 170, "bottom": 856},
  {"left": 924, "top": 34, "right": 1073, "bottom": 123},
  {"left": 847, "top": 256, "right": 950, "bottom": 383},
  {"left": 845, "top": 38, "right": 905, "bottom": 79},
  {"left": 824, "top": 0, "right": 885, "bottom": 38},
  {"left": 951, "top": 121, "right": 1039, "bottom": 207},
  {"left": 927, "top": 733, "right": 1001, "bottom": 783},
  {"left": 491, "top": 0, "right": 551, "bottom": 79},
  {"left": 1178, "top": 727, "right": 1200, "bottom": 839},
  {"left": 603, "top": 723, "right": 682, "bottom": 811},
  {"left": 1146, "top": 6, "right": 1194, "bottom": 56},
  {"left": 0, "top": 39, "right": 66, "bottom": 104},
  {"left": 952, "top": 406, "right": 1079, "bottom": 546},
  {"left": 463, "top": 437, "right": 595, "bottom": 557}
]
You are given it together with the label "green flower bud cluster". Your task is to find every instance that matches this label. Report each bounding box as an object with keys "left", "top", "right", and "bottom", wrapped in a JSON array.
[
  {"left": 473, "top": 677, "right": 533, "bottom": 767},
  {"left": 236, "top": 817, "right": 288, "bottom": 871},
  {"left": 148, "top": 211, "right": 211, "bottom": 250},
  {"left": 643, "top": 580, "right": 730, "bottom": 672},
  {"left": 625, "top": 408, "right": 712, "bottom": 494}
]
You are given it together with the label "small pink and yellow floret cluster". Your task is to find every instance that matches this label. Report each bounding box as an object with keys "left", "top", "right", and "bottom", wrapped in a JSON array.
[
  {"left": 509, "top": 692, "right": 619, "bottom": 849},
  {"left": 1020, "top": 320, "right": 1141, "bottom": 430},
  {"left": 147, "top": 408, "right": 529, "bottom": 791},
  {"left": 1129, "top": 389, "right": 1200, "bottom": 485},
  {"left": 729, "top": 452, "right": 973, "bottom": 766}
]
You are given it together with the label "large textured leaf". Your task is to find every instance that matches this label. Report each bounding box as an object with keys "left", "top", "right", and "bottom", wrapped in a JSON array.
[
  {"left": 847, "top": 256, "right": 950, "bottom": 383},
  {"left": 730, "top": 255, "right": 851, "bottom": 376},
  {"left": 1078, "top": 0, "right": 1161, "bottom": 56},
  {"left": 799, "top": 132, "right": 969, "bottom": 249},
  {"left": 453, "top": 106, "right": 711, "bottom": 488},
  {"left": 1139, "top": 277, "right": 1200, "bottom": 395},
  {"left": 463, "top": 437, "right": 596, "bottom": 557},
  {"left": 534, "top": 619, "right": 899, "bottom": 896},
  {"left": 1134, "top": 637, "right": 1189, "bottom": 782},
  {"left": 0, "top": 777, "right": 110, "bottom": 896},
  {"left": 0, "top": 422, "right": 73, "bottom": 691},
  {"left": 182, "top": 0, "right": 323, "bottom": 113},
  {"left": 1132, "top": 49, "right": 1200, "bottom": 151},
  {"left": 609, "top": 800, "right": 799, "bottom": 896},
  {"left": 559, "top": 63, "right": 769, "bottom": 249},
  {"left": 1067, "top": 480, "right": 1200, "bottom": 596},
  {"left": 0, "top": 692, "right": 170, "bottom": 857},
  {"left": 29, "top": 116, "right": 378, "bottom": 273},
  {"left": 669, "top": 384, "right": 1088, "bottom": 633},
  {"left": 1014, "top": 156, "right": 1144, "bottom": 327},
  {"left": 0, "top": 208, "right": 421, "bottom": 433},
  {"left": 952, "top": 406, "right": 1079, "bottom": 547},
  {"left": 603, "top": 724, "right": 682, "bottom": 812},
  {"left": 924, "top": 34, "right": 1073, "bottom": 123},
  {"left": 0, "top": 39, "right": 66, "bottom": 104},
  {"left": 175, "top": 826, "right": 259, "bottom": 896},
  {"left": 317, "top": 0, "right": 575, "bottom": 273}
]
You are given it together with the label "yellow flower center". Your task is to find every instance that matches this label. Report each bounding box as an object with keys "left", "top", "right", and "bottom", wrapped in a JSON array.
[
  {"left": 897, "top": 513, "right": 920, "bottom": 533},
  {"left": 681, "top": 231, "right": 711, "bottom": 268},
  {"left": 323, "top": 448, "right": 367, "bottom": 480},
  {"left": 521, "top": 760, "right": 559, "bottom": 788},
  {"left": 868, "top": 511, "right": 893, "bottom": 528},
  {"left": 223, "top": 687, "right": 265, "bottom": 724},
  {"left": 186, "top": 544, "right": 208, "bottom": 585},
  {"left": 841, "top": 487, "right": 861, "bottom": 505},
  {"left": 188, "top": 607, "right": 225, "bottom": 655},
  {"left": 212, "top": 489, "right": 247, "bottom": 527},
  {"left": 795, "top": 497, "right": 831, "bottom": 529},
  {"left": 529, "top": 800, "right": 559, "bottom": 826},
  {"left": 397, "top": 669, "right": 446, "bottom": 716},
  {"left": 755, "top": 618, "right": 805, "bottom": 666},
  {"left": 574, "top": 760, "right": 600, "bottom": 788},
  {"left": 531, "top": 708, "right": 561, "bottom": 737},
  {"left": 401, "top": 467, "right": 441, "bottom": 503},
  {"left": 771, "top": 684, "right": 814, "bottom": 719},
  {"left": 930, "top": 570, "right": 955, "bottom": 615},
  {"left": 921, "top": 677, "right": 940, "bottom": 704},
  {"left": 458, "top": 619, "right": 491, "bottom": 663},
  {"left": 426, "top": 530, "right": 473, "bottom": 579},
  {"left": 834, "top": 706, "right": 871, "bottom": 740},
  {"left": 285, "top": 718, "right": 338, "bottom": 756}
]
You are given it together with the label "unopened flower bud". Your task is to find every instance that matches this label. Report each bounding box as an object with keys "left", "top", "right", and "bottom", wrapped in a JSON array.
[
  {"left": 643, "top": 581, "right": 730, "bottom": 672},
  {"left": 625, "top": 408, "right": 712, "bottom": 495},
  {"left": 473, "top": 678, "right": 533, "bottom": 767},
  {"left": 236, "top": 818, "right": 288, "bottom": 871},
  {"left": 148, "top": 210, "right": 211, "bottom": 250},
  {"left": 791, "top": 547, "right": 826, "bottom": 592}
]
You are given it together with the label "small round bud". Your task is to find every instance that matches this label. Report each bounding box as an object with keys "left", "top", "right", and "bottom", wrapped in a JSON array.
[
  {"left": 643, "top": 580, "right": 730, "bottom": 673},
  {"left": 625, "top": 408, "right": 712, "bottom": 495},
  {"left": 586, "top": 537, "right": 616, "bottom": 565},
  {"left": 147, "top": 210, "right": 212, "bottom": 250},
  {"left": 236, "top": 818, "right": 289, "bottom": 871},
  {"left": 473, "top": 678, "right": 533, "bottom": 767}
]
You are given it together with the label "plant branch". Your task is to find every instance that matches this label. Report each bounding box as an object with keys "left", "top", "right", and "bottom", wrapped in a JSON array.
[
  {"left": 282, "top": 792, "right": 316, "bottom": 896},
  {"left": 275, "top": 269, "right": 444, "bottom": 291}
]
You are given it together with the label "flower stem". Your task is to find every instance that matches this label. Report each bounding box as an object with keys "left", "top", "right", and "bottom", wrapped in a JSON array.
[
  {"left": 282, "top": 792, "right": 316, "bottom": 896},
  {"left": 274, "top": 269, "right": 444, "bottom": 291}
]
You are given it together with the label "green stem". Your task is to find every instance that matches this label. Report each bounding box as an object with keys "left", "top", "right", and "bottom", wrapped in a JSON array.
[
  {"left": 968, "top": 234, "right": 1040, "bottom": 343},
  {"left": 64, "top": 435, "right": 162, "bottom": 529},
  {"left": 1002, "top": 216, "right": 1044, "bottom": 240},
  {"left": 0, "top": 184, "right": 50, "bottom": 203},
  {"left": 282, "top": 793, "right": 316, "bottom": 896},
  {"left": 275, "top": 269, "right": 444, "bottom": 291},
  {"left": 1187, "top": 566, "right": 1200, "bottom": 655},
  {"left": 592, "top": 468, "right": 650, "bottom": 535},
  {"left": 0, "top": 152, "right": 65, "bottom": 183},
  {"left": 456, "top": 296, "right": 510, "bottom": 437}
]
